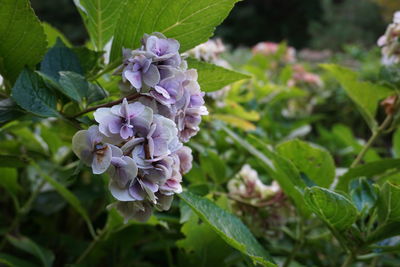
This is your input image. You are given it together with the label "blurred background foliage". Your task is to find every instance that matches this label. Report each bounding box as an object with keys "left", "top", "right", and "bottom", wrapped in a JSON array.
[{"left": 31, "top": 0, "right": 400, "bottom": 50}]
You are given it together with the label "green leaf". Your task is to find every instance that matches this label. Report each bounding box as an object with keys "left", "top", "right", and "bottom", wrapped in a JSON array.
[
  {"left": 75, "top": 0, "right": 127, "bottom": 50},
  {"left": 177, "top": 206, "right": 235, "bottom": 265},
  {"left": 199, "top": 149, "right": 227, "bottom": 184},
  {"left": 367, "top": 182, "right": 400, "bottom": 244},
  {"left": 87, "top": 83, "right": 108, "bottom": 104},
  {"left": 11, "top": 69, "right": 59, "bottom": 117},
  {"left": 187, "top": 58, "right": 249, "bottom": 92},
  {"left": 72, "top": 47, "right": 104, "bottom": 77},
  {"left": 31, "top": 162, "right": 96, "bottom": 238},
  {"left": 0, "top": 252, "right": 38, "bottom": 267},
  {"left": 336, "top": 159, "right": 400, "bottom": 192},
  {"left": 0, "top": 0, "right": 47, "bottom": 83},
  {"left": 349, "top": 178, "right": 377, "bottom": 215},
  {"left": 58, "top": 71, "right": 89, "bottom": 102},
  {"left": 7, "top": 235, "right": 54, "bottom": 267},
  {"left": 377, "top": 182, "right": 400, "bottom": 223},
  {"left": 110, "top": 0, "right": 240, "bottom": 63},
  {"left": 40, "top": 39, "right": 83, "bottom": 82},
  {"left": 0, "top": 155, "right": 28, "bottom": 168},
  {"left": 305, "top": 186, "right": 358, "bottom": 231},
  {"left": 178, "top": 191, "right": 276, "bottom": 266},
  {"left": 42, "top": 22, "right": 71, "bottom": 48},
  {"left": 0, "top": 98, "right": 24, "bottom": 123},
  {"left": 222, "top": 125, "right": 309, "bottom": 216},
  {"left": 0, "top": 168, "right": 21, "bottom": 196},
  {"left": 276, "top": 139, "right": 335, "bottom": 188},
  {"left": 323, "top": 64, "right": 392, "bottom": 130}
]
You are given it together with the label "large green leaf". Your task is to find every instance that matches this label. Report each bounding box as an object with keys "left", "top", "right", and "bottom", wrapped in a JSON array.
[
  {"left": 58, "top": 71, "right": 89, "bottom": 102},
  {"left": 0, "top": 0, "right": 47, "bottom": 83},
  {"left": 187, "top": 58, "right": 249, "bottom": 92},
  {"left": 7, "top": 235, "right": 54, "bottom": 267},
  {"left": 323, "top": 64, "right": 392, "bottom": 130},
  {"left": 222, "top": 125, "right": 309, "bottom": 216},
  {"left": 276, "top": 139, "right": 335, "bottom": 188},
  {"left": 110, "top": 0, "right": 239, "bottom": 63},
  {"left": 11, "top": 69, "right": 59, "bottom": 117},
  {"left": 336, "top": 159, "right": 400, "bottom": 192},
  {"left": 305, "top": 186, "right": 358, "bottom": 231},
  {"left": 179, "top": 191, "right": 276, "bottom": 266},
  {"left": 40, "top": 39, "right": 83, "bottom": 82},
  {"left": 75, "top": 0, "right": 127, "bottom": 50}
]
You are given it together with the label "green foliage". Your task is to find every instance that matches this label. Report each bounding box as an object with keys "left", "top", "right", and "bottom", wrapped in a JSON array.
[
  {"left": 6, "top": 235, "right": 55, "bottom": 267},
  {"left": 75, "top": 0, "right": 127, "bottom": 50},
  {"left": 11, "top": 69, "right": 59, "bottom": 117},
  {"left": 323, "top": 64, "right": 392, "bottom": 130},
  {"left": 179, "top": 191, "right": 276, "bottom": 266},
  {"left": 277, "top": 139, "right": 335, "bottom": 188},
  {"left": 187, "top": 58, "right": 249, "bottom": 92},
  {"left": 0, "top": 0, "right": 47, "bottom": 83},
  {"left": 110, "top": 0, "right": 240, "bottom": 63},
  {"left": 305, "top": 187, "right": 358, "bottom": 230}
]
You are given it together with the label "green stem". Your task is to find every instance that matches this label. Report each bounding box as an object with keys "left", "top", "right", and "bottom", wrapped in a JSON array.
[
  {"left": 0, "top": 179, "right": 46, "bottom": 250},
  {"left": 350, "top": 114, "right": 393, "bottom": 168},
  {"left": 341, "top": 253, "right": 355, "bottom": 267},
  {"left": 88, "top": 61, "right": 120, "bottom": 81},
  {"left": 75, "top": 227, "right": 107, "bottom": 264},
  {"left": 283, "top": 217, "right": 305, "bottom": 267}
]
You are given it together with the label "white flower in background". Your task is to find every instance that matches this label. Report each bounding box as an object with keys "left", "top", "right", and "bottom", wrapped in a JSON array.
[
  {"left": 378, "top": 11, "right": 400, "bottom": 65},
  {"left": 186, "top": 39, "right": 232, "bottom": 102},
  {"left": 227, "top": 164, "right": 280, "bottom": 205}
]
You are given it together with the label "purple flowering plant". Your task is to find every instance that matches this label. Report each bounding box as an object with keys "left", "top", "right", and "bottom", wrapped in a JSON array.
[{"left": 72, "top": 33, "right": 208, "bottom": 222}]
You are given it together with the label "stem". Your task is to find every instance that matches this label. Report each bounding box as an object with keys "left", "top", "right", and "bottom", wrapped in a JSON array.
[
  {"left": 0, "top": 179, "right": 46, "bottom": 250},
  {"left": 283, "top": 216, "right": 305, "bottom": 267},
  {"left": 341, "top": 253, "right": 355, "bottom": 267},
  {"left": 350, "top": 114, "right": 393, "bottom": 168},
  {"left": 70, "top": 93, "right": 140, "bottom": 118},
  {"left": 88, "top": 61, "right": 120, "bottom": 81},
  {"left": 75, "top": 228, "right": 107, "bottom": 264}
]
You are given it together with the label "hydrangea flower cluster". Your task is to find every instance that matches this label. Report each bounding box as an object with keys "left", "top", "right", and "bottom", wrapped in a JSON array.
[
  {"left": 72, "top": 33, "right": 207, "bottom": 222},
  {"left": 252, "top": 42, "right": 296, "bottom": 63},
  {"left": 377, "top": 11, "right": 400, "bottom": 65},
  {"left": 227, "top": 164, "right": 280, "bottom": 206}
]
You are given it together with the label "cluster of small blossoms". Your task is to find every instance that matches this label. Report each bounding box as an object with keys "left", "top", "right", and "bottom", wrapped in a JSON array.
[
  {"left": 227, "top": 164, "right": 280, "bottom": 206},
  {"left": 378, "top": 11, "right": 400, "bottom": 65},
  {"left": 72, "top": 33, "right": 208, "bottom": 222},
  {"left": 287, "top": 64, "right": 323, "bottom": 88},
  {"left": 252, "top": 42, "right": 296, "bottom": 63}
]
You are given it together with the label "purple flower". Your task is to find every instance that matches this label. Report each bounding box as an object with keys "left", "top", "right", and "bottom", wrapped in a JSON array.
[
  {"left": 72, "top": 125, "right": 115, "bottom": 174},
  {"left": 146, "top": 115, "right": 180, "bottom": 159},
  {"left": 108, "top": 155, "right": 138, "bottom": 188},
  {"left": 119, "top": 50, "right": 160, "bottom": 91},
  {"left": 174, "top": 69, "right": 208, "bottom": 142},
  {"left": 159, "top": 154, "right": 182, "bottom": 195},
  {"left": 142, "top": 33, "right": 181, "bottom": 65},
  {"left": 150, "top": 71, "right": 185, "bottom": 106},
  {"left": 94, "top": 98, "right": 153, "bottom": 140},
  {"left": 155, "top": 193, "right": 174, "bottom": 211},
  {"left": 176, "top": 146, "right": 193, "bottom": 174},
  {"left": 111, "top": 201, "right": 153, "bottom": 223}
]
